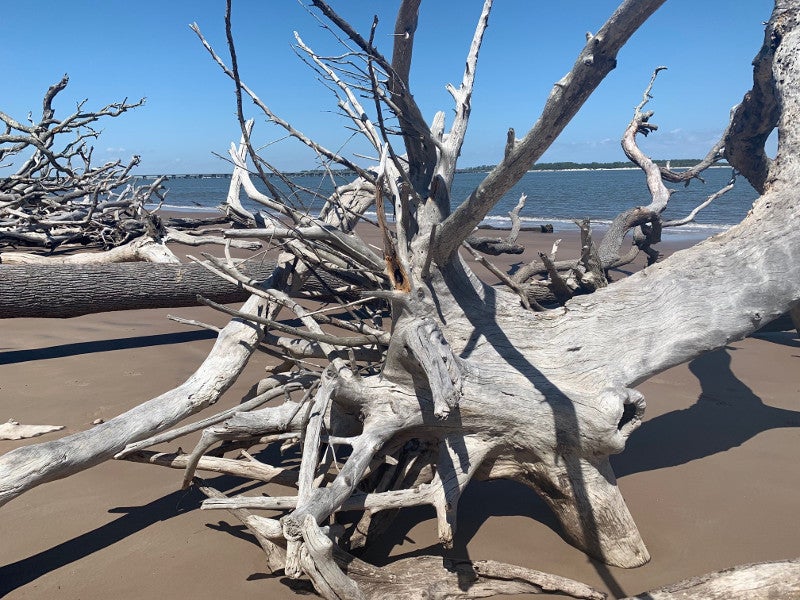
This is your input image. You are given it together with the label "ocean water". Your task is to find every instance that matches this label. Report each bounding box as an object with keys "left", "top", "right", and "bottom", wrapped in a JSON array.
[{"left": 144, "top": 166, "right": 756, "bottom": 238}]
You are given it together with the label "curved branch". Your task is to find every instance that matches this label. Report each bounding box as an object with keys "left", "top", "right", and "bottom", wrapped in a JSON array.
[
  {"left": 0, "top": 292, "right": 271, "bottom": 507},
  {"left": 623, "top": 558, "right": 800, "bottom": 600},
  {"left": 723, "top": 7, "right": 786, "bottom": 193}
]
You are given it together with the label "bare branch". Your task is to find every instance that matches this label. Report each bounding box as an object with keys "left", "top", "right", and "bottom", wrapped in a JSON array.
[
  {"left": 442, "top": 0, "right": 494, "bottom": 177},
  {"left": 311, "top": 0, "right": 439, "bottom": 197},
  {"left": 663, "top": 173, "right": 736, "bottom": 228},
  {"left": 197, "top": 295, "right": 385, "bottom": 349},
  {"left": 434, "top": 0, "right": 667, "bottom": 262},
  {"left": 190, "top": 20, "right": 372, "bottom": 180}
]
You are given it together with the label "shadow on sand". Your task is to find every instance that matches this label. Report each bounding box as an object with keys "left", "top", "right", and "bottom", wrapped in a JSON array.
[
  {"left": 0, "top": 475, "right": 262, "bottom": 597},
  {"left": 2, "top": 336, "right": 798, "bottom": 597},
  {"left": 612, "top": 343, "right": 800, "bottom": 478},
  {"left": 0, "top": 330, "right": 216, "bottom": 365}
]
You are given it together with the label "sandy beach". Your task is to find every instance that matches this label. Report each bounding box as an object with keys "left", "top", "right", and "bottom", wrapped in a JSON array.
[{"left": 1, "top": 225, "right": 798, "bottom": 599}]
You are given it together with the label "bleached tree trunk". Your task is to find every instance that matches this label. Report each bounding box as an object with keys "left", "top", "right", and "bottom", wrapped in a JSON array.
[
  {"left": 0, "top": 235, "right": 180, "bottom": 265},
  {"left": 0, "top": 259, "right": 351, "bottom": 318}
]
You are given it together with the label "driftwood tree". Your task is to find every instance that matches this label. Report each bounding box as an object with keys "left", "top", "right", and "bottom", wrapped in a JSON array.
[
  {"left": 0, "top": 81, "right": 276, "bottom": 316},
  {"left": 0, "top": 76, "right": 177, "bottom": 261},
  {"left": 2, "top": 1, "right": 800, "bottom": 598},
  {"left": 0, "top": 77, "right": 263, "bottom": 266}
]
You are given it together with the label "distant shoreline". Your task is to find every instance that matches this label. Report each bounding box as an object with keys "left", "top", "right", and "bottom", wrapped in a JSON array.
[
  {"left": 138, "top": 159, "right": 730, "bottom": 179},
  {"left": 157, "top": 207, "right": 729, "bottom": 243},
  {"left": 527, "top": 165, "right": 731, "bottom": 174}
]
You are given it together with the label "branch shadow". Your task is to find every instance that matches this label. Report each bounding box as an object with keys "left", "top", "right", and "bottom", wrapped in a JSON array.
[
  {"left": 0, "top": 474, "right": 260, "bottom": 597},
  {"left": 612, "top": 345, "right": 800, "bottom": 478},
  {"left": 749, "top": 329, "right": 800, "bottom": 350},
  {"left": 358, "top": 478, "right": 559, "bottom": 565},
  {"left": 0, "top": 330, "right": 217, "bottom": 365}
]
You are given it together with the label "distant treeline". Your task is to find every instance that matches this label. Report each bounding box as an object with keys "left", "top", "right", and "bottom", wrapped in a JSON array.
[
  {"left": 457, "top": 159, "right": 725, "bottom": 173},
  {"left": 280, "top": 158, "right": 724, "bottom": 176},
  {"left": 143, "top": 159, "right": 724, "bottom": 180}
]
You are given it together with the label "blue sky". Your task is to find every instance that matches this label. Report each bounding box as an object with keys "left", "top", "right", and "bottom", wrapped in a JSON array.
[{"left": 1, "top": 1, "right": 774, "bottom": 174}]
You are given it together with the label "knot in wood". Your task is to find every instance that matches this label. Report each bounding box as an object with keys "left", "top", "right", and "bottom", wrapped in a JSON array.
[
  {"left": 594, "top": 386, "right": 646, "bottom": 455},
  {"left": 280, "top": 515, "right": 303, "bottom": 542},
  {"left": 421, "top": 317, "right": 440, "bottom": 338}
]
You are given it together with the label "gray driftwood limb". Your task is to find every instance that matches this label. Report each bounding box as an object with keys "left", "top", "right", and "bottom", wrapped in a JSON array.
[{"left": 0, "top": 287, "right": 279, "bottom": 506}]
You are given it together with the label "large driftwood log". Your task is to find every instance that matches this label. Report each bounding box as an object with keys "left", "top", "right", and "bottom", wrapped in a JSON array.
[
  {"left": 623, "top": 558, "right": 800, "bottom": 599},
  {"left": 0, "top": 259, "right": 353, "bottom": 318},
  {"left": 184, "top": 0, "right": 799, "bottom": 588},
  {"left": 0, "top": 261, "right": 272, "bottom": 318}
]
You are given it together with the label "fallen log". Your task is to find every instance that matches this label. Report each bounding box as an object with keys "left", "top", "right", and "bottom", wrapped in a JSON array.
[
  {"left": 623, "top": 557, "right": 800, "bottom": 599},
  {"left": 0, "top": 260, "right": 353, "bottom": 319},
  {"left": 0, "top": 236, "right": 181, "bottom": 265}
]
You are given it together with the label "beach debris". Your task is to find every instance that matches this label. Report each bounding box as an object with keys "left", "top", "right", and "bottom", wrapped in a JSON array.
[
  {"left": 0, "top": 75, "right": 163, "bottom": 253},
  {"left": 0, "top": 76, "right": 255, "bottom": 267},
  {"left": 0, "top": 419, "right": 65, "bottom": 441},
  {"left": 465, "top": 193, "right": 528, "bottom": 255}
]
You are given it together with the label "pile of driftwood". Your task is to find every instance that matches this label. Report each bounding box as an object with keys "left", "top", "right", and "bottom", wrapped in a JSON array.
[
  {"left": 0, "top": 75, "right": 163, "bottom": 250},
  {"left": 0, "top": 75, "right": 262, "bottom": 267}
]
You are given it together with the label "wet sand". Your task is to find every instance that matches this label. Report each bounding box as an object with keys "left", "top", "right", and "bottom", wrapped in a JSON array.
[{"left": 1, "top": 225, "right": 798, "bottom": 599}]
